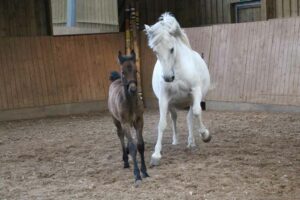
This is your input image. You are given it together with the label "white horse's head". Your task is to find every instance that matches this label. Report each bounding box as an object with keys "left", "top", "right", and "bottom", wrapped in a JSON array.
[{"left": 145, "top": 13, "right": 191, "bottom": 82}]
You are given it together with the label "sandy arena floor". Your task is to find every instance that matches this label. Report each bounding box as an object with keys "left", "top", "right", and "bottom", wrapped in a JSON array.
[{"left": 0, "top": 109, "right": 299, "bottom": 200}]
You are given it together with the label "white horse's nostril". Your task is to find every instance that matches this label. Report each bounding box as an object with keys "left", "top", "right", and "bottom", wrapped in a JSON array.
[{"left": 163, "top": 76, "right": 175, "bottom": 82}]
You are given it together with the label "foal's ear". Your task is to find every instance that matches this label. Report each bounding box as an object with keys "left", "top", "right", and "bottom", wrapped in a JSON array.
[
  {"left": 118, "top": 51, "right": 125, "bottom": 64},
  {"left": 130, "top": 50, "right": 136, "bottom": 61}
]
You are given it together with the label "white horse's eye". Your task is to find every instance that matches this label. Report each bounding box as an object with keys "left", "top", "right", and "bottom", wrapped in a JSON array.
[{"left": 170, "top": 48, "right": 174, "bottom": 54}]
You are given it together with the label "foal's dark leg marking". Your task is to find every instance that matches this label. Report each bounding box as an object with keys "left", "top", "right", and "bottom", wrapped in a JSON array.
[
  {"left": 134, "top": 117, "right": 149, "bottom": 178},
  {"left": 113, "top": 118, "right": 129, "bottom": 168},
  {"left": 124, "top": 127, "right": 142, "bottom": 182}
]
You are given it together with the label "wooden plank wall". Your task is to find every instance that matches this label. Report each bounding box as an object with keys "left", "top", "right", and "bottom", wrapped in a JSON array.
[
  {"left": 0, "top": 33, "right": 124, "bottom": 111},
  {"left": 138, "top": 0, "right": 300, "bottom": 27},
  {"left": 267, "top": 0, "right": 300, "bottom": 18},
  {"left": 207, "top": 17, "right": 300, "bottom": 106},
  {"left": 51, "top": 0, "right": 67, "bottom": 24},
  {"left": 138, "top": 0, "right": 235, "bottom": 28},
  {"left": 0, "top": 0, "right": 51, "bottom": 36},
  {"left": 140, "top": 17, "right": 300, "bottom": 107},
  {"left": 51, "top": 0, "right": 119, "bottom": 35}
]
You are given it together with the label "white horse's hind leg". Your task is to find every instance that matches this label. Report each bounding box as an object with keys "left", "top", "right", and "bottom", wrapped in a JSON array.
[
  {"left": 169, "top": 107, "right": 178, "bottom": 145},
  {"left": 151, "top": 98, "right": 168, "bottom": 166},
  {"left": 187, "top": 106, "right": 196, "bottom": 148},
  {"left": 192, "top": 87, "right": 211, "bottom": 143}
]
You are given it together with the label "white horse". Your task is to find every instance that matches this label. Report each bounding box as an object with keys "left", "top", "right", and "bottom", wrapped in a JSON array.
[{"left": 145, "top": 13, "right": 211, "bottom": 166}]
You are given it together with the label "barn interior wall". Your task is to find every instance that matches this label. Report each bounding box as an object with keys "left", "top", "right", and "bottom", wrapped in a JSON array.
[
  {"left": 0, "top": 33, "right": 124, "bottom": 111},
  {"left": 51, "top": 0, "right": 119, "bottom": 35},
  {"left": 0, "top": 0, "right": 51, "bottom": 37},
  {"left": 265, "top": 0, "right": 300, "bottom": 19},
  {"left": 138, "top": 0, "right": 234, "bottom": 28},
  {"left": 133, "top": 0, "right": 300, "bottom": 28},
  {"left": 140, "top": 17, "right": 300, "bottom": 108},
  {"left": 137, "top": 0, "right": 274, "bottom": 27}
]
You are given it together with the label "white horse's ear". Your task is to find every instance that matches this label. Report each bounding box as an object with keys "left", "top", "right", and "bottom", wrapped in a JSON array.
[{"left": 144, "top": 24, "right": 152, "bottom": 36}]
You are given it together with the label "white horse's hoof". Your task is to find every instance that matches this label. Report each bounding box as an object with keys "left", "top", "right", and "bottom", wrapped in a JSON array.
[
  {"left": 200, "top": 129, "right": 212, "bottom": 143},
  {"left": 150, "top": 155, "right": 161, "bottom": 166},
  {"left": 187, "top": 142, "right": 196, "bottom": 148},
  {"left": 172, "top": 140, "right": 178, "bottom": 145}
]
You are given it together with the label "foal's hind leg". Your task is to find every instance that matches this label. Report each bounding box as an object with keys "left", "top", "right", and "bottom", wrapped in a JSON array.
[
  {"left": 113, "top": 118, "right": 129, "bottom": 168},
  {"left": 134, "top": 116, "right": 149, "bottom": 178},
  {"left": 169, "top": 107, "right": 178, "bottom": 145}
]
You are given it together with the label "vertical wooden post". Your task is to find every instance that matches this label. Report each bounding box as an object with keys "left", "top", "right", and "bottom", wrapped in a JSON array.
[
  {"left": 124, "top": 0, "right": 143, "bottom": 104},
  {"left": 130, "top": 1, "right": 144, "bottom": 103},
  {"left": 125, "top": 5, "right": 131, "bottom": 54}
]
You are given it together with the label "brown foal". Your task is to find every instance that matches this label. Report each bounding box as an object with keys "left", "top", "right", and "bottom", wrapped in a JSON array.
[{"left": 108, "top": 50, "right": 149, "bottom": 184}]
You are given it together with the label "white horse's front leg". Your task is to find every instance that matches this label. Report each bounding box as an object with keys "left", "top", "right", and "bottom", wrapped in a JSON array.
[
  {"left": 169, "top": 107, "right": 178, "bottom": 145},
  {"left": 151, "top": 98, "right": 168, "bottom": 166},
  {"left": 192, "top": 87, "right": 211, "bottom": 143},
  {"left": 187, "top": 106, "right": 196, "bottom": 148}
]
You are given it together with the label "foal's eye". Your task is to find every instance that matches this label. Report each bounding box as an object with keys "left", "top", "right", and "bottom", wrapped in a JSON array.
[{"left": 170, "top": 48, "right": 174, "bottom": 54}]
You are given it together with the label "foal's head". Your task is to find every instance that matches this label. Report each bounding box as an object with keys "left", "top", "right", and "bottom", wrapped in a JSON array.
[{"left": 118, "top": 50, "right": 138, "bottom": 96}]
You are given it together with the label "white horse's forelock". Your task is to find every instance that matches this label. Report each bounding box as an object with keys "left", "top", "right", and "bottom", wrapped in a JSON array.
[{"left": 145, "top": 12, "right": 191, "bottom": 49}]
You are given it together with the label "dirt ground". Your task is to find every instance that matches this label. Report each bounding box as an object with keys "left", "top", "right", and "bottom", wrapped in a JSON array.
[{"left": 0, "top": 109, "right": 299, "bottom": 200}]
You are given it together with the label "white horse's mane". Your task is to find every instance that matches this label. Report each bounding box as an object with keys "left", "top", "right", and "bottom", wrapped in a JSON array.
[{"left": 145, "top": 13, "right": 191, "bottom": 49}]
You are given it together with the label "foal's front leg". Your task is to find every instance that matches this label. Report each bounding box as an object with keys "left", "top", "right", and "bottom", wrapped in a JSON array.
[
  {"left": 192, "top": 87, "right": 211, "bottom": 143},
  {"left": 123, "top": 124, "right": 142, "bottom": 183},
  {"left": 134, "top": 116, "right": 149, "bottom": 178},
  {"left": 113, "top": 118, "right": 129, "bottom": 168},
  {"left": 151, "top": 97, "right": 168, "bottom": 166}
]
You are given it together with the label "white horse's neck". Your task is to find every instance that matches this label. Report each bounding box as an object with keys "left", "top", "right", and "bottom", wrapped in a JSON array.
[
  {"left": 173, "top": 39, "right": 192, "bottom": 71},
  {"left": 178, "top": 30, "right": 191, "bottom": 49}
]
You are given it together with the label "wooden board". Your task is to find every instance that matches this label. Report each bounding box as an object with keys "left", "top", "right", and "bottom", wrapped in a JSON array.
[
  {"left": 0, "top": 33, "right": 124, "bottom": 111},
  {"left": 206, "top": 18, "right": 300, "bottom": 106}
]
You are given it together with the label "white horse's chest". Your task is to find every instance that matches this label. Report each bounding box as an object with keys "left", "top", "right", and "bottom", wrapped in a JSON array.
[{"left": 164, "top": 80, "right": 192, "bottom": 103}]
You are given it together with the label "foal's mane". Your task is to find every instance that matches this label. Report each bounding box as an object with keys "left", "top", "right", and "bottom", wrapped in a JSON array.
[{"left": 146, "top": 13, "right": 191, "bottom": 49}]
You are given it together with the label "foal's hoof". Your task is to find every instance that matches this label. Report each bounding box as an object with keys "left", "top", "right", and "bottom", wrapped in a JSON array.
[
  {"left": 134, "top": 179, "right": 142, "bottom": 188},
  {"left": 142, "top": 172, "right": 150, "bottom": 178},
  {"left": 150, "top": 157, "right": 161, "bottom": 167},
  {"left": 202, "top": 133, "right": 212, "bottom": 143}
]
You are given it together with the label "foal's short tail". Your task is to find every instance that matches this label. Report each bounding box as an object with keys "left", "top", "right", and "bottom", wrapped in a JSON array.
[{"left": 109, "top": 71, "right": 121, "bottom": 82}]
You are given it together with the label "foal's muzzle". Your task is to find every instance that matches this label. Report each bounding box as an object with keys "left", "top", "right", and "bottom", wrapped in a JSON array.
[
  {"left": 163, "top": 75, "right": 175, "bottom": 82},
  {"left": 127, "top": 80, "right": 137, "bottom": 94}
]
